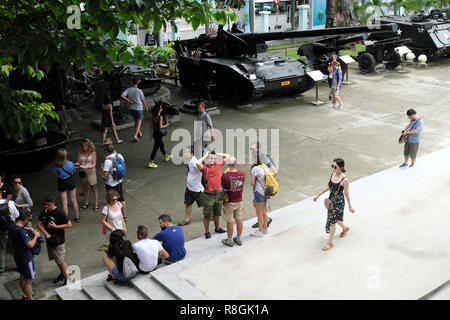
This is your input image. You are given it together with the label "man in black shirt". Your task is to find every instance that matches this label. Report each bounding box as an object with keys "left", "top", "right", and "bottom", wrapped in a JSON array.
[
  {"left": 8, "top": 210, "right": 39, "bottom": 300},
  {"left": 37, "top": 194, "right": 72, "bottom": 285},
  {"left": 0, "top": 172, "right": 12, "bottom": 200}
]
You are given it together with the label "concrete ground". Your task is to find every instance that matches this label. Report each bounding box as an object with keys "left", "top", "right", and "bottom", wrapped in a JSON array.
[
  {"left": 179, "top": 146, "right": 450, "bottom": 299},
  {"left": 1, "top": 59, "right": 449, "bottom": 299}
]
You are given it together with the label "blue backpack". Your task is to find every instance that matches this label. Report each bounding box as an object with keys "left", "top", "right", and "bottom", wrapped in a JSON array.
[{"left": 111, "top": 155, "right": 126, "bottom": 181}]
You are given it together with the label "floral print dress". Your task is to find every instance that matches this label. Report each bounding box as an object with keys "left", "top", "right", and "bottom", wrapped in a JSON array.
[{"left": 325, "top": 174, "right": 346, "bottom": 233}]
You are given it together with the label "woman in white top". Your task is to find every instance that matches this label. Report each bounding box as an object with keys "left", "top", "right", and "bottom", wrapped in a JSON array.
[
  {"left": 250, "top": 156, "right": 268, "bottom": 238},
  {"left": 75, "top": 139, "right": 99, "bottom": 212},
  {"left": 101, "top": 190, "right": 126, "bottom": 237}
]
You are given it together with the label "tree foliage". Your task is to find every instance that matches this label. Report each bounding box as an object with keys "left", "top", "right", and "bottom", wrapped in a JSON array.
[{"left": 0, "top": 0, "right": 236, "bottom": 143}]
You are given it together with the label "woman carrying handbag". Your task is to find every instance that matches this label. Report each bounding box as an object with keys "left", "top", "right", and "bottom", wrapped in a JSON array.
[{"left": 313, "top": 158, "right": 355, "bottom": 251}]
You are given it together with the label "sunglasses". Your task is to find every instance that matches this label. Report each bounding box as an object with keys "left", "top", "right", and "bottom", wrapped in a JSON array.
[
  {"left": 14, "top": 181, "right": 22, "bottom": 185},
  {"left": 331, "top": 165, "right": 338, "bottom": 169},
  {"left": 110, "top": 198, "right": 119, "bottom": 202}
]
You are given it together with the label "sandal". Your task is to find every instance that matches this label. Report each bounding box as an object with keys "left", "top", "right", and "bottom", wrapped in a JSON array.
[
  {"left": 322, "top": 243, "right": 333, "bottom": 251},
  {"left": 340, "top": 226, "right": 350, "bottom": 238},
  {"left": 80, "top": 203, "right": 89, "bottom": 211},
  {"left": 75, "top": 217, "right": 81, "bottom": 223},
  {"left": 93, "top": 204, "right": 99, "bottom": 212}
]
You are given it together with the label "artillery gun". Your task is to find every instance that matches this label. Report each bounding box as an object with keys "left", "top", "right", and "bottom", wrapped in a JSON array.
[{"left": 174, "top": 23, "right": 398, "bottom": 104}]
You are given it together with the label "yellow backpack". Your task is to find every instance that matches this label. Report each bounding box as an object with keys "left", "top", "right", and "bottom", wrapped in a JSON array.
[{"left": 259, "top": 164, "right": 279, "bottom": 197}]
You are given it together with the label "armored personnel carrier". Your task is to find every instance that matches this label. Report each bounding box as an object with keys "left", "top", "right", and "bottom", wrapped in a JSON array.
[
  {"left": 174, "top": 23, "right": 398, "bottom": 103},
  {"left": 369, "top": 8, "right": 450, "bottom": 58}
]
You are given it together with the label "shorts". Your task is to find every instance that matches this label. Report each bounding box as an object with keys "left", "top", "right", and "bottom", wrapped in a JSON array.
[
  {"left": 330, "top": 88, "right": 340, "bottom": 96},
  {"left": 47, "top": 244, "right": 66, "bottom": 265},
  {"left": 106, "top": 183, "right": 124, "bottom": 202},
  {"left": 131, "top": 110, "right": 144, "bottom": 120},
  {"left": 112, "top": 265, "right": 136, "bottom": 282},
  {"left": 223, "top": 201, "right": 243, "bottom": 223},
  {"left": 184, "top": 188, "right": 203, "bottom": 207},
  {"left": 404, "top": 142, "right": 419, "bottom": 158},
  {"left": 202, "top": 192, "right": 222, "bottom": 221},
  {"left": 57, "top": 177, "right": 76, "bottom": 192},
  {"left": 17, "top": 260, "right": 36, "bottom": 280},
  {"left": 81, "top": 170, "right": 97, "bottom": 186},
  {"left": 254, "top": 191, "right": 266, "bottom": 204}
]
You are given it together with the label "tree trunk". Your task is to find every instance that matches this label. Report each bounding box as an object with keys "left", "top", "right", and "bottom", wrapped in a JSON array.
[
  {"left": 326, "top": 0, "right": 356, "bottom": 27},
  {"left": 249, "top": 0, "right": 255, "bottom": 32},
  {"left": 290, "top": 0, "right": 296, "bottom": 30}
]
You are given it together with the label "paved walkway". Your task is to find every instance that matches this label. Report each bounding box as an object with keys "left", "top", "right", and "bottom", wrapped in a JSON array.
[{"left": 177, "top": 147, "right": 450, "bottom": 299}]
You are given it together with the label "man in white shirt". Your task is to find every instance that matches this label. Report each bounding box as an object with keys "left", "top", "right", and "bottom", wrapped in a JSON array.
[
  {"left": 103, "top": 144, "right": 127, "bottom": 220},
  {"left": 0, "top": 198, "right": 20, "bottom": 273},
  {"left": 178, "top": 146, "right": 209, "bottom": 226},
  {"left": 133, "top": 225, "right": 168, "bottom": 273},
  {"left": 121, "top": 78, "right": 149, "bottom": 142}
]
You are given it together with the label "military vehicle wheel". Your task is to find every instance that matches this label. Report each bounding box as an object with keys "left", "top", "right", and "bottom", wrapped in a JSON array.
[
  {"left": 358, "top": 52, "right": 377, "bottom": 74},
  {"left": 298, "top": 58, "right": 309, "bottom": 66},
  {"left": 384, "top": 49, "right": 402, "bottom": 70}
]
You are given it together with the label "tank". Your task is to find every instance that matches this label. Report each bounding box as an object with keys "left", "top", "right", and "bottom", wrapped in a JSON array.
[
  {"left": 369, "top": 8, "right": 450, "bottom": 58},
  {"left": 174, "top": 23, "right": 398, "bottom": 103}
]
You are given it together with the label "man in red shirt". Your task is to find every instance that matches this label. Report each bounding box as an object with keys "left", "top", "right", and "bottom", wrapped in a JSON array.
[
  {"left": 196, "top": 151, "right": 230, "bottom": 239},
  {"left": 221, "top": 157, "right": 245, "bottom": 247}
]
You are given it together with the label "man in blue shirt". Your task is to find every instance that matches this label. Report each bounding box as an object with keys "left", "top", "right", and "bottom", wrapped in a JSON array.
[
  {"left": 154, "top": 214, "right": 186, "bottom": 263},
  {"left": 8, "top": 210, "right": 40, "bottom": 300},
  {"left": 400, "top": 109, "right": 423, "bottom": 168}
]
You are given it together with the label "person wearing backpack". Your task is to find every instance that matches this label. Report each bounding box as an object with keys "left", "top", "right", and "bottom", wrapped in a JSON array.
[
  {"left": 103, "top": 229, "right": 139, "bottom": 282},
  {"left": 103, "top": 144, "right": 127, "bottom": 221},
  {"left": 250, "top": 157, "right": 269, "bottom": 237},
  {"left": 8, "top": 210, "right": 39, "bottom": 300},
  {"left": 250, "top": 142, "right": 277, "bottom": 229},
  {"left": 0, "top": 198, "right": 19, "bottom": 274},
  {"left": 53, "top": 148, "right": 80, "bottom": 222}
]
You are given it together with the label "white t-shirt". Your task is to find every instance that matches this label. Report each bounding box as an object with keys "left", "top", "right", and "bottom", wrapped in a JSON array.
[
  {"left": 251, "top": 165, "right": 266, "bottom": 195},
  {"left": 103, "top": 153, "right": 124, "bottom": 187},
  {"left": 133, "top": 239, "right": 163, "bottom": 272},
  {"left": 186, "top": 156, "right": 204, "bottom": 192},
  {"left": 102, "top": 202, "right": 123, "bottom": 236},
  {"left": 0, "top": 199, "right": 19, "bottom": 222}
]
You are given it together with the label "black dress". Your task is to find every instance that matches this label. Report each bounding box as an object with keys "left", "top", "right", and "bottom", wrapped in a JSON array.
[
  {"left": 101, "top": 105, "right": 112, "bottom": 128},
  {"left": 325, "top": 174, "right": 346, "bottom": 233}
]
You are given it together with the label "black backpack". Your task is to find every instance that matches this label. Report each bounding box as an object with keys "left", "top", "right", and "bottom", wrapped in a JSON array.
[{"left": 0, "top": 201, "right": 13, "bottom": 232}]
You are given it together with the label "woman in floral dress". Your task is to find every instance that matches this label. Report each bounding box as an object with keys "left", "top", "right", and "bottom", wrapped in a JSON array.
[{"left": 313, "top": 158, "right": 355, "bottom": 251}]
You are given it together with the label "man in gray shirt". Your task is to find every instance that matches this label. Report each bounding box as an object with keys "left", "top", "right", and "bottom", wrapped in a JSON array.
[
  {"left": 121, "top": 79, "right": 149, "bottom": 142},
  {"left": 197, "top": 101, "right": 215, "bottom": 156}
]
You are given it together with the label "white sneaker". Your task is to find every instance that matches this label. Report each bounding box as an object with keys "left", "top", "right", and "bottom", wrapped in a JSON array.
[
  {"left": 263, "top": 228, "right": 268, "bottom": 234},
  {"left": 251, "top": 230, "right": 264, "bottom": 237},
  {"left": 337, "top": 103, "right": 343, "bottom": 109},
  {"left": 330, "top": 105, "right": 336, "bottom": 109}
]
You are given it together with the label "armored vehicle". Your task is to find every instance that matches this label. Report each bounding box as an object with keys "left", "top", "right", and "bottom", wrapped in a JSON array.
[
  {"left": 369, "top": 8, "right": 450, "bottom": 58},
  {"left": 174, "top": 23, "right": 398, "bottom": 103}
]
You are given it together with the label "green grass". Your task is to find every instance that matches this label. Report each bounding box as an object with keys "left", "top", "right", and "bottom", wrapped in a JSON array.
[{"left": 273, "top": 43, "right": 367, "bottom": 59}]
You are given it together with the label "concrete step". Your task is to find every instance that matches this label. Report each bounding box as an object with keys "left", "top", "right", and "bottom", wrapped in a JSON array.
[
  {"left": 130, "top": 275, "right": 177, "bottom": 300},
  {"left": 82, "top": 271, "right": 116, "bottom": 300},
  {"left": 422, "top": 280, "right": 450, "bottom": 300},
  {"left": 0, "top": 282, "right": 13, "bottom": 300},
  {"left": 104, "top": 280, "right": 147, "bottom": 300},
  {"left": 55, "top": 285, "right": 91, "bottom": 300},
  {"left": 55, "top": 271, "right": 111, "bottom": 300},
  {"left": 151, "top": 272, "right": 207, "bottom": 300}
]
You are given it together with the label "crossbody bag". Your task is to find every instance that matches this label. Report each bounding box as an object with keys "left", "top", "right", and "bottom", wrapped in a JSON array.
[
  {"left": 398, "top": 118, "right": 421, "bottom": 144},
  {"left": 324, "top": 174, "right": 345, "bottom": 211}
]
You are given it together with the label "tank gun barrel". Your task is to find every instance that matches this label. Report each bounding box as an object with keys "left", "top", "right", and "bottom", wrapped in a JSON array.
[{"left": 236, "top": 23, "right": 398, "bottom": 42}]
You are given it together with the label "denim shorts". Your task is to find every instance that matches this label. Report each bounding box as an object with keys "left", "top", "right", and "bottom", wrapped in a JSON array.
[
  {"left": 254, "top": 191, "right": 266, "bottom": 204},
  {"left": 131, "top": 109, "right": 144, "bottom": 120},
  {"left": 112, "top": 266, "right": 136, "bottom": 282}
]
